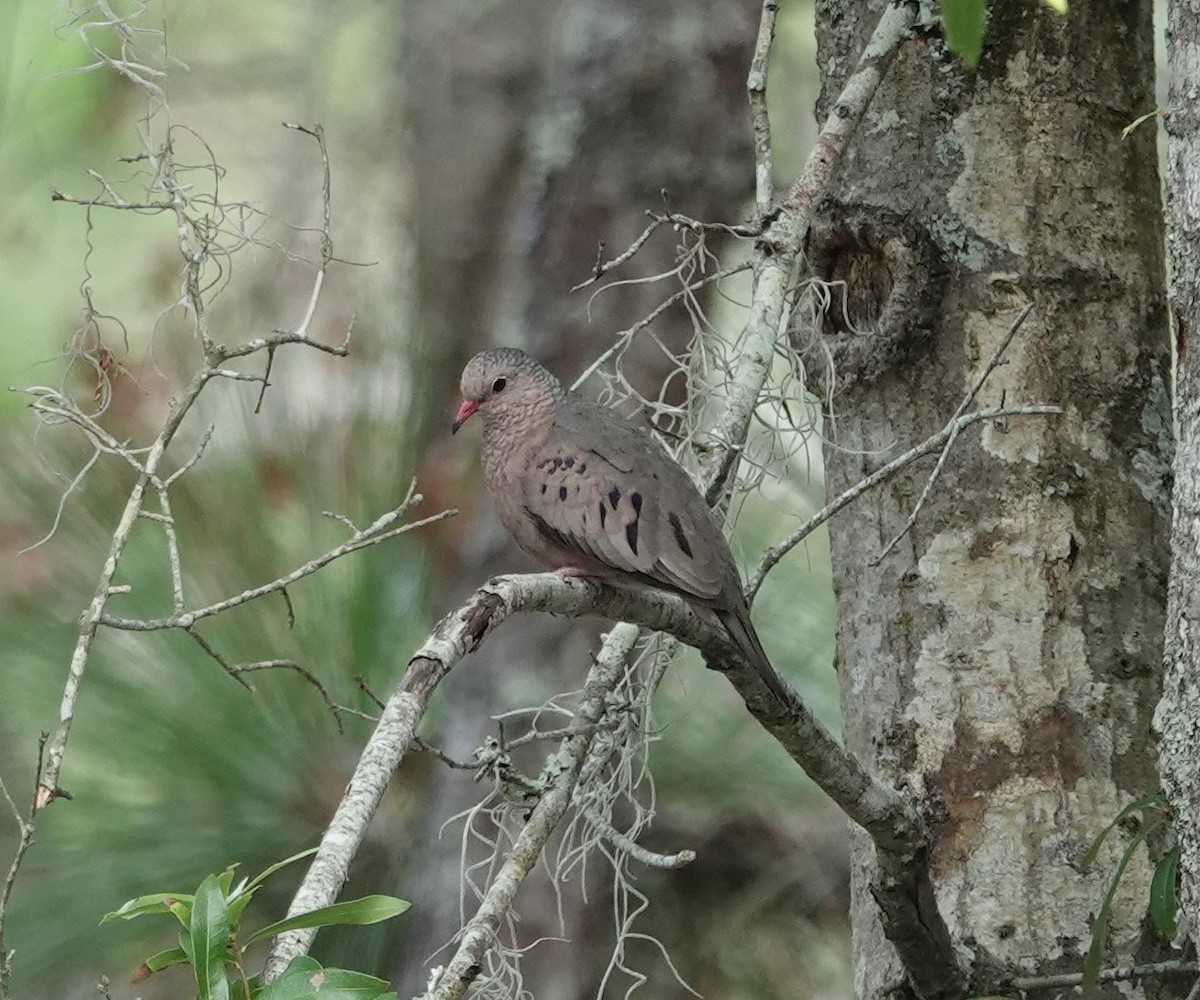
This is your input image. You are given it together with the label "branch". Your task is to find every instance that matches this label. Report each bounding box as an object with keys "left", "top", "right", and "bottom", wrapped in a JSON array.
[
  {"left": 583, "top": 808, "right": 696, "bottom": 870},
  {"left": 99, "top": 493, "right": 456, "bottom": 632},
  {"left": 747, "top": 403, "right": 1061, "bottom": 599},
  {"left": 265, "top": 569, "right": 924, "bottom": 979},
  {"left": 873, "top": 302, "right": 1035, "bottom": 563},
  {"left": 1010, "top": 960, "right": 1197, "bottom": 991},
  {"left": 701, "top": 0, "right": 918, "bottom": 500},
  {"left": 424, "top": 623, "right": 642, "bottom": 1000},
  {"left": 747, "top": 0, "right": 779, "bottom": 222},
  {"left": 32, "top": 118, "right": 354, "bottom": 808},
  {"left": 0, "top": 736, "right": 46, "bottom": 1000}
]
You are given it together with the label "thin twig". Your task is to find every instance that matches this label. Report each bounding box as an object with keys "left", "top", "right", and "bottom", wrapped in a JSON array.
[
  {"left": 571, "top": 263, "right": 751, "bottom": 391},
  {"left": 99, "top": 505, "right": 456, "bottom": 631},
  {"left": 571, "top": 219, "right": 665, "bottom": 291},
  {"left": 583, "top": 808, "right": 696, "bottom": 870},
  {"left": 748, "top": 404, "right": 1061, "bottom": 599},
  {"left": 873, "top": 303, "right": 1036, "bottom": 564},
  {"left": 153, "top": 483, "right": 185, "bottom": 612},
  {"left": 184, "top": 627, "right": 254, "bottom": 691},
  {"left": 0, "top": 736, "right": 46, "bottom": 1000},
  {"left": 1010, "top": 959, "right": 1197, "bottom": 991},
  {"left": 747, "top": 0, "right": 779, "bottom": 221},
  {"left": 232, "top": 660, "right": 345, "bottom": 734},
  {"left": 425, "top": 624, "right": 643, "bottom": 1000}
]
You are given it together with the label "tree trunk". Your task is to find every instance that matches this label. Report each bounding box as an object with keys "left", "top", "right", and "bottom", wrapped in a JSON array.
[
  {"left": 1157, "top": 0, "right": 1200, "bottom": 951},
  {"left": 810, "top": 1, "right": 1169, "bottom": 994}
]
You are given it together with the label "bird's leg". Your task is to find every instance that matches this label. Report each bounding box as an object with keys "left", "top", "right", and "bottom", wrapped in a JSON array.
[{"left": 557, "top": 566, "right": 604, "bottom": 580}]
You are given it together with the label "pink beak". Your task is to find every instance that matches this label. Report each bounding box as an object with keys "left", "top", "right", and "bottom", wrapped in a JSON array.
[{"left": 451, "top": 399, "right": 479, "bottom": 434}]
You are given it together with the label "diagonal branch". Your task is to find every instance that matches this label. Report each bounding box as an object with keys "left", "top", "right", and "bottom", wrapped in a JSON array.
[
  {"left": 748, "top": 403, "right": 1061, "bottom": 598},
  {"left": 265, "top": 568, "right": 918, "bottom": 983}
]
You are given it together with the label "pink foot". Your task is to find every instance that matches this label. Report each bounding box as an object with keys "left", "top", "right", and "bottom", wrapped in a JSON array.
[{"left": 558, "top": 566, "right": 604, "bottom": 579}]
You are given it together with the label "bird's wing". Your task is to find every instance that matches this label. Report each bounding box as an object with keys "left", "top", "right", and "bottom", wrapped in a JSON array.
[{"left": 519, "top": 398, "right": 728, "bottom": 602}]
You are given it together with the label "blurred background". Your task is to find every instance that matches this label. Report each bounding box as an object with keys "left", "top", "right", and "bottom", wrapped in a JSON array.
[{"left": 0, "top": 0, "right": 845, "bottom": 997}]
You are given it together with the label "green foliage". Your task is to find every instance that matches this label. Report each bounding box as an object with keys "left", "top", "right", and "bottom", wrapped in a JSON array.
[
  {"left": 1080, "top": 795, "right": 1174, "bottom": 987},
  {"left": 941, "top": 0, "right": 986, "bottom": 65},
  {"left": 104, "top": 854, "right": 408, "bottom": 999},
  {"left": 940, "top": 0, "right": 1067, "bottom": 66},
  {"left": 258, "top": 956, "right": 397, "bottom": 1000},
  {"left": 1149, "top": 847, "right": 1180, "bottom": 940}
]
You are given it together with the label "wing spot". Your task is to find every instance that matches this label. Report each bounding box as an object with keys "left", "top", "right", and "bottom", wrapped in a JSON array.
[
  {"left": 668, "top": 512, "right": 694, "bottom": 559},
  {"left": 563, "top": 457, "right": 575, "bottom": 469},
  {"left": 625, "top": 520, "right": 639, "bottom": 556},
  {"left": 578, "top": 463, "right": 587, "bottom": 473},
  {"left": 598, "top": 502, "right": 607, "bottom": 528},
  {"left": 559, "top": 486, "right": 568, "bottom": 501},
  {"left": 630, "top": 491, "right": 643, "bottom": 515},
  {"left": 524, "top": 506, "right": 571, "bottom": 550},
  {"left": 608, "top": 487, "right": 622, "bottom": 508},
  {"left": 540, "top": 484, "right": 547, "bottom": 495}
]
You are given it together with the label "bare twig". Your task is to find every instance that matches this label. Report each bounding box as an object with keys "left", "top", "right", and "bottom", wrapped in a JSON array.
[
  {"left": 152, "top": 483, "right": 185, "bottom": 612},
  {"left": 701, "top": 0, "right": 919, "bottom": 502},
  {"left": 0, "top": 737, "right": 46, "bottom": 1000},
  {"left": 29, "top": 46, "right": 373, "bottom": 817},
  {"left": 1010, "top": 960, "right": 1197, "bottom": 991},
  {"left": 747, "top": 0, "right": 779, "bottom": 221},
  {"left": 873, "top": 303, "right": 1036, "bottom": 564},
  {"left": 571, "top": 219, "right": 664, "bottom": 291},
  {"left": 99, "top": 502, "right": 456, "bottom": 632},
  {"left": 583, "top": 808, "right": 696, "bottom": 870},
  {"left": 748, "top": 404, "right": 1061, "bottom": 599},
  {"left": 183, "top": 627, "right": 253, "bottom": 691},
  {"left": 571, "top": 263, "right": 752, "bottom": 392},
  {"left": 424, "top": 623, "right": 642, "bottom": 1000}
]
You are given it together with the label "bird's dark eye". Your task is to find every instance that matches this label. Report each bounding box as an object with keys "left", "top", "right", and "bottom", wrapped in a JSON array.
[{"left": 492, "top": 377, "right": 507, "bottom": 393}]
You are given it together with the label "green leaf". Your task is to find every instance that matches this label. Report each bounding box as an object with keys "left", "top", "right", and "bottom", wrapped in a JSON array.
[
  {"left": 132, "top": 946, "right": 190, "bottom": 982},
  {"left": 1041, "top": 0, "right": 1067, "bottom": 11},
  {"left": 244, "top": 848, "right": 319, "bottom": 895},
  {"left": 227, "top": 885, "right": 261, "bottom": 929},
  {"left": 100, "top": 892, "right": 194, "bottom": 925},
  {"left": 1083, "top": 826, "right": 1151, "bottom": 987},
  {"left": 147, "top": 946, "right": 190, "bottom": 972},
  {"left": 941, "top": 0, "right": 987, "bottom": 66},
  {"left": 1082, "top": 794, "right": 1165, "bottom": 871},
  {"left": 254, "top": 957, "right": 397, "bottom": 1000},
  {"left": 226, "top": 849, "right": 319, "bottom": 930},
  {"left": 244, "top": 896, "right": 410, "bottom": 947},
  {"left": 190, "top": 874, "right": 232, "bottom": 1000},
  {"left": 1150, "top": 848, "right": 1180, "bottom": 939},
  {"left": 216, "top": 864, "right": 241, "bottom": 896}
]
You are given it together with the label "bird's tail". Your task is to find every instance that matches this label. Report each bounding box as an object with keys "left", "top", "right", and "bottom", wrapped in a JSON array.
[{"left": 715, "top": 603, "right": 792, "bottom": 706}]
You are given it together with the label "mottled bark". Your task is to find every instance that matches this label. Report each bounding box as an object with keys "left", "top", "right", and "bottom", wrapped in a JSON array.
[
  {"left": 1157, "top": 0, "right": 1200, "bottom": 951},
  {"left": 811, "top": 1, "right": 1169, "bottom": 995},
  {"left": 394, "top": 0, "right": 756, "bottom": 994}
]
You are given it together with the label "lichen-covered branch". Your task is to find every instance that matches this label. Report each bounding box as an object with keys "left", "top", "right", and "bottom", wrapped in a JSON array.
[{"left": 264, "top": 568, "right": 918, "bottom": 979}]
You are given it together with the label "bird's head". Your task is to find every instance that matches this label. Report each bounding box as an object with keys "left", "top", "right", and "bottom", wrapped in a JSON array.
[{"left": 452, "top": 347, "right": 565, "bottom": 434}]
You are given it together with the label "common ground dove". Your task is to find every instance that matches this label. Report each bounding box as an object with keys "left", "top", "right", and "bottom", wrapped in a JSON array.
[{"left": 452, "top": 347, "right": 791, "bottom": 704}]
